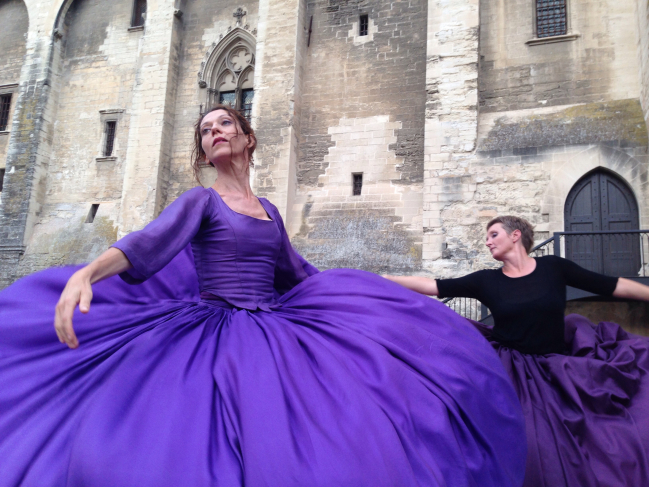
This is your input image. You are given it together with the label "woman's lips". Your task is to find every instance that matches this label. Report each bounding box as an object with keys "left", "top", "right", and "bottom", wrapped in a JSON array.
[{"left": 212, "top": 138, "right": 227, "bottom": 146}]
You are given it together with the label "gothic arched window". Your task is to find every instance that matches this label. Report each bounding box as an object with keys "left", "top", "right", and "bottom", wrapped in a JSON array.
[{"left": 199, "top": 29, "right": 255, "bottom": 121}]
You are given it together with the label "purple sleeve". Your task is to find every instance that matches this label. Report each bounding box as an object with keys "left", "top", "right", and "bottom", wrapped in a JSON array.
[
  {"left": 264, "top": 201, "right": 319, "bottom": 296},
  {"left": 112, "top": 187, "right": 212, "bottom": 284}
]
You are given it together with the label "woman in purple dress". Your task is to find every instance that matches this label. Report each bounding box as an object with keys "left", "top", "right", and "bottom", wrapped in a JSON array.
[
  {"left": 0, "top": 106, "right": 526, "bottom": 487},
  {"left": 385, "top": 216, "right": 649, "bottom": 487}
]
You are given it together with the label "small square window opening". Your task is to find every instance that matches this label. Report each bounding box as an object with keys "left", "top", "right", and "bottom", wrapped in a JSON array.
[
  {"left": 85, "top": 204, "right": 99, "bottom": 224},
  {"left": 0, "top": 94, "right": 12, "bottom": 132},
  {"left": 359, "top": 15, "right": 369, "bottom": 37},
  {"left": 104, "top": 121, "right": 117, "bottom": 157},
  {"left": 353, "top": 173, "right": 363, "bottom": 196}
]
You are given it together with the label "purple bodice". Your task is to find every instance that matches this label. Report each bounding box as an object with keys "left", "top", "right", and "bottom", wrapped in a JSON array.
[{"left": 113, "top": 187, "right": 316, "bottom": 310}]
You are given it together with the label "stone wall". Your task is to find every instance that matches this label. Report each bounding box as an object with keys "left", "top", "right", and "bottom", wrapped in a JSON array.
[
  {"left": 0, "top": 0, "right": 29, "bottom": 172},
  {"left": 287, "top": 0, "right": 427, "bottom": 273},
  {"left": 479, "top": 0, "right": 640, "bottom": 112},
  {"left": 638, "top": 0, "right": 649, "bottom": 133},
  {"left": 16, "top": 0, "right": 147, "bottom": 273}
]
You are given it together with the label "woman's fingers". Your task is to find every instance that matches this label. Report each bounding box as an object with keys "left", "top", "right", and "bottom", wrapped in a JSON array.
[
  {"left": 79, "top": 287, "right": 93, "bottom": 314},
  {"left": 54, "top": 277, "right": 89, "bottom": 349}
]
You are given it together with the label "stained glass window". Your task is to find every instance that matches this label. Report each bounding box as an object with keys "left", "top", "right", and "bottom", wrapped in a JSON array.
[
  {"left": 219, "top": 91, "right": 236, "bottom": 108},
  {"left": 240, "top": 89, "right": 254, "bottom": 121},
  {"left": 536, "top": 0, "right": 567, "bottom": 38}
]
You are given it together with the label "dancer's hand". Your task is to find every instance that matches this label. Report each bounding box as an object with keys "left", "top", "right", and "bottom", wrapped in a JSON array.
[
  {"left": 54, "top": 270, "right": 92, "bottom": 349},
  {"left": 53, "top": 247, "right": 132, "bottom": 349}
]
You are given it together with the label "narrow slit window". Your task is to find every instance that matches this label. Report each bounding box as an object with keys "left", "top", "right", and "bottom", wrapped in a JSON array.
[
  {"left": 132, "top": 0, "right": 147, "bottom": 27},
  {"left": 0, "top": 168, "right": 5, "bottom": 192},
  {"left": 353, "top": 173, "right": 363, "bottom": 196},
  {"left": 359, "top": 15, "right": 369, "bottom": 36},
  {"left": 0, "top": 94, "right": 12, "bottom": 132},
  {"left": 536, "top": 0, "right": 567, "bottom": 38},
  {"left": 85, "top": 204, "right": 99, "bottom": 224},
  {"left": 104, "top": 121, "right": 117, "bottom": 157}
]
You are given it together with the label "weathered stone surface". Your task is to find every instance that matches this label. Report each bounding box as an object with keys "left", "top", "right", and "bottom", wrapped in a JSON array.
[
  {"left": 478, "top": 99, "right": 648, "bottom": 151},
  {"left": 479, "top": 0, "right": 640, "bottom": 113}
]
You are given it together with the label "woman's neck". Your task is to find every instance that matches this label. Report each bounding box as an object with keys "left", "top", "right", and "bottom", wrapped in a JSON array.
[
  {"left": 500, "top": 249, "right": 536, "bottom": 277},
  {"left": 211, "top": 157, "right": 253, "bottom": 197}
]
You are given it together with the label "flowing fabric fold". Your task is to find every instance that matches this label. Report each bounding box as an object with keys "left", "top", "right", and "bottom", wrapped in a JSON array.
[{"left": 472, "top": 316, "right": 649, "bottom": 487}]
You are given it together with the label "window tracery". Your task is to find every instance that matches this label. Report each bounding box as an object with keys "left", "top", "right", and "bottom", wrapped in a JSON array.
[{"left": 198, "top": 29, "right": 256, "bottom": 121}]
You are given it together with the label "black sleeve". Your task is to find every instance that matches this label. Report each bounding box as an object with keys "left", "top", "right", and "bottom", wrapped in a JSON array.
[
  {"left": 436, "top": 271, "right": 487, "bottom": 300},
  {"left": 554, "top": 256, "right": 618, "bottom": 296}
]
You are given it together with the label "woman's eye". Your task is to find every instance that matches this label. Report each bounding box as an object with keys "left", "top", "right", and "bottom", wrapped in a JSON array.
[
  {"left": 201, "top": 128, "right": 210, "bottom": 134},
  {"left": 222, "top": 119, "right": 232, "bottom": 125}
]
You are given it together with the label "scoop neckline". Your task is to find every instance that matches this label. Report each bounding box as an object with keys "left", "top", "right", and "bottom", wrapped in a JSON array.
[
  {"left": 499, "top": 257, "right": 538, "bottom": 279},
  {"left": 210, "top": 188, "right": 274, "bottom": 222}
]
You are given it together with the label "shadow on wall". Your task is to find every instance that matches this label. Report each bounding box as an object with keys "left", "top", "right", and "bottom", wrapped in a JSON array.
[{"left": 292, "top": 209, "right": 422, "bottom": 274}]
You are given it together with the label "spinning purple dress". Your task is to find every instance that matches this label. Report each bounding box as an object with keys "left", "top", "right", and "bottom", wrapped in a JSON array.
[{"left": 0, "top": 187, "right": 526, "bottom": 486}]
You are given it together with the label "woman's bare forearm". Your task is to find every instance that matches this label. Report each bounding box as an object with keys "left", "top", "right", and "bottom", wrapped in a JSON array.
[
  {"left": 612, "top": 277, "right": 649, "bottom": 301},
  {"left": 79, "top": 247, "right": 132, "bottom": 283},
  {"left": 383, "top": 275, "right": 439, "bottom": 296},
  {"left": 54, "top": 248, "right": 132, "bottom": 349}
]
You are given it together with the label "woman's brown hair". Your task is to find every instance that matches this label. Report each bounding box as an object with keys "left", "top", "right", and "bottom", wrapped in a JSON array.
[
  {"left": 190, "top": 104, "right": 257, "bottom": 183},
  {"left": 486, "top": 216, "right": 535, "bottom": 253}
]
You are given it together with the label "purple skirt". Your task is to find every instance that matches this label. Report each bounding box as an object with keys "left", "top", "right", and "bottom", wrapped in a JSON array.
[
  {"left": 0, "top": 250, "right": 525, "bottom": 487},
  {"left": 474, "top": 316, "right": 649, "bottom": 487}
]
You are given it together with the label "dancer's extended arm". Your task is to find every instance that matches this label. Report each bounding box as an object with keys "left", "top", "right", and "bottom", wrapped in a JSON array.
[
  {"left": 383, "top": 275, "right": 439, "bottom": 296},
  {"left": 54, "top": 248, "right": 132, "bottom": 349},
  {"left": 613, "top": 278, "right": 649, "bottom": 301}
]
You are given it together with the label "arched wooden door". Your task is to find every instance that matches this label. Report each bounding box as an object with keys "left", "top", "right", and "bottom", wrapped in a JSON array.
[{"left": 564, "top": 170, "right": 640, "bottom": 276}]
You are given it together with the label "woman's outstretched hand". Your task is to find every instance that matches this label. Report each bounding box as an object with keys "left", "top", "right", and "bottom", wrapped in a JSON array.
[
  {"left": 53, "top": 247, "right": 133, "bottom": 349},
  {"left": 54, "top": 270, "right": 92, "bottom": 349}
]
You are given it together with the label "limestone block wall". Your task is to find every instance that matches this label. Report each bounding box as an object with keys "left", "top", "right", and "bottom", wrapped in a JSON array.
[
  {"left": 15, "top": 0, "right": 168, "bottom": 274},
  {"left": 638, "top": 0, "right": 649, "bottom": 132},
  {"left": 288, "top": 0, "right": 427, "bottom": 273},
  {"left": 479, "top": 0, "right": 640, "bottom": 112},
  {"left": 421, "top": 0, "right": 480, "bottom": 275},
  {"left": 0, "top": 0, "right": 29, "bottom": 173}
]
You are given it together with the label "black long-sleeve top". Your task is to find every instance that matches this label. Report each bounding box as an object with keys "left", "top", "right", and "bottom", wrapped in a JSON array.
[{"left": 436, "top": 256, "right": 619, "bottom": 355}]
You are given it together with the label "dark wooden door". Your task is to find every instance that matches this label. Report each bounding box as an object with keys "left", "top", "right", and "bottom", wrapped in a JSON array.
[{"left": 564, "top": 170, "right": 640, "bottom": 276}]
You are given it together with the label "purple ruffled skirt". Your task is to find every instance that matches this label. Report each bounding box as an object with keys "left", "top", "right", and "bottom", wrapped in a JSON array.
[
  {"left": 0, "top": 250, "right": 526, "bottom": 486},
  {"left": 473, "top": 316, "right": 649, "bottom": 487}
]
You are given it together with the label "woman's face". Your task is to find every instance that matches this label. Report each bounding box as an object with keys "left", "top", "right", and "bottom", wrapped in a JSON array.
[
  {"left": 485, "top": 223, "right": 518, "bottom": 261},
  {"left": 200, "top": 109, "right": 250, "bottom": 165}
]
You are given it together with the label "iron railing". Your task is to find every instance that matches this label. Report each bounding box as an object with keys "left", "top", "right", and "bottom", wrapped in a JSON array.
[{"left": 441, "top": 297, "right": 488, "bottom": 321}]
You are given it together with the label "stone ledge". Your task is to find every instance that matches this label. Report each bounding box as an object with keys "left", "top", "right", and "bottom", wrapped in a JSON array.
[
  {"left": 0, "top": 131, "right": 9, "bottom": 136},
  {"left": 526, "top": 33, "right": 580, "bottom": 46},
  {"left": 127, "top": 25, "right": 144, "bottom": 32},
  {"left": 95, "top": 156, "right": 118, "bottom": 162}
]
